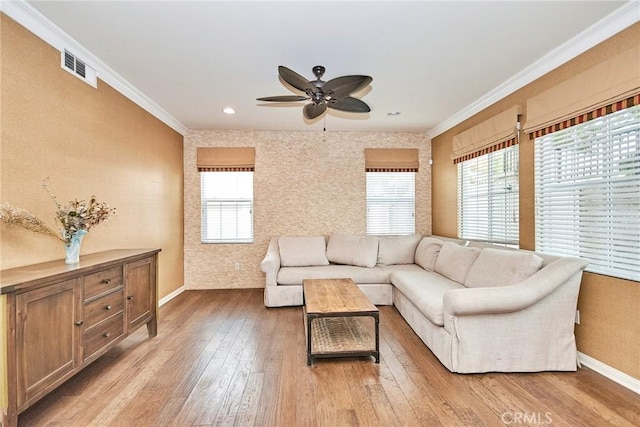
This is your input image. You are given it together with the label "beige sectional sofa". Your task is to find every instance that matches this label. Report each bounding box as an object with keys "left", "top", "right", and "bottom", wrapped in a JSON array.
[{"left": 260, "top": 232, "right": 588, "bottom": 373}]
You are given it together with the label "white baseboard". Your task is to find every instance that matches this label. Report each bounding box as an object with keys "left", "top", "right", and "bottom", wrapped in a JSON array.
[
  {"left": 578, "top": 351, "right": 640, "bottom": 394},
  {"left": 159, "top": 285, "right": 186, "bottom": 307}
]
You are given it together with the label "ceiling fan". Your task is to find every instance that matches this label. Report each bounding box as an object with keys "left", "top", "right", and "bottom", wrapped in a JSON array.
[{"left": 257, "top": 65, "right": 373, "bottom": 120}]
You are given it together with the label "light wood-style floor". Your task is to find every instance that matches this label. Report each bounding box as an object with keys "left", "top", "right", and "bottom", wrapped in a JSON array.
[{"left": 19, "top": 289, "right": 639, "bottom": 426}]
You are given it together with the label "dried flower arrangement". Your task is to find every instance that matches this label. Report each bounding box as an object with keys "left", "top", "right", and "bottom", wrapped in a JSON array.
[{"left": 0, "top": 180, "right": 116, "bottom": 246}]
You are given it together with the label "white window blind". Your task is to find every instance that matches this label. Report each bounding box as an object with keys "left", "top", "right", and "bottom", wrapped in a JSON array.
[
  {"left": 366, "top": 172, "right": 415, "bottom": 235},
  {"left": 201, "top": 171, "right": 253, "bottom": 243},
  {"left": 535, "top": 104, "right": 640, "bottom": 281},
  {"left": 458, "top": 145, "right": 519, "bottom": 245}
]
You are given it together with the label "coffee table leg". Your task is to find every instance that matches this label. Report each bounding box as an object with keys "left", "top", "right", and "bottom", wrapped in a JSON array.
[
  {"left": 374, "top": 313, "right": 380, "bottom": 363},
  {"left": 307, "top": 315, "right": 313, "bottom": 366}
]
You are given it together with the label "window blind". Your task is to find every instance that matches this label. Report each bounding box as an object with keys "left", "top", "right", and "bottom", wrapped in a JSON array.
[
  {"left": 366, "top": 172, "right": 415, "bottom": 235},
  {"left": 535, "top": 104, "right": 640, "bottom": 281},
  {"left": 458, "top": 145, "right": 519, "bottom": 245},
  {"left": 201, "top": 171, "right": 253, "bottom": 243}
]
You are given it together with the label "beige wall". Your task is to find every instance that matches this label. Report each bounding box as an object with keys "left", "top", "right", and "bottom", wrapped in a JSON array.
[
  {"left": 0, "top": 14, "right": 185, "bottom": 300},
  {"left": 184, "top": 130, "right": 431, "bottom": 289},
  {"left": 432, "top": 23, "right": 640, "bottom": 379}
]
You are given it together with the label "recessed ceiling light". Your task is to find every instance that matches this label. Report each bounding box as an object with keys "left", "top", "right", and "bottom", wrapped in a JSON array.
[
  {"left": 222, "top": 107, "right": 236, "bottom": 115},
  {"left": 387, "top": 112, "right": 401, "bottom": 116}
]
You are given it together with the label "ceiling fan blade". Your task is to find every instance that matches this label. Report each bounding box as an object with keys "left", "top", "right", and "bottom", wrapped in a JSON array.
[
  {"left": 303, "top": 102, "right": 327, "bottom": 120},
  {"left": 327, "top": 97, "right": 371, "bottom": 113},
  {"left": 278, "top": 66, "right": 317, "bottom": 93},
  {"left": 323, "top": 75, "right": 372, "bottom": 98},
  {"left": 256, "top": 95, "right": 309, "bottom": 102}
]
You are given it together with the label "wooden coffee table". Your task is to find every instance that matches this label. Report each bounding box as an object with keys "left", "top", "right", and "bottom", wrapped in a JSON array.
[{"left": 303, "top": 278, "right": 380, "bottom": 366}]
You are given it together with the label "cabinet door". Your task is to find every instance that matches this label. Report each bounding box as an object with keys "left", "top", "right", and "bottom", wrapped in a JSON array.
[
  {"left": 15, "top": 278, "right": 82, "bottom": 410},
  {"left": 125, "top": 256, "right": 156, "bottom": 333}
]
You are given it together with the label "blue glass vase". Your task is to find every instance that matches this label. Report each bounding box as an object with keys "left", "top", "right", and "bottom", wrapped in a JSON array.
[{"left": 64, "top": 230, "right": 87, "bottom": 264}]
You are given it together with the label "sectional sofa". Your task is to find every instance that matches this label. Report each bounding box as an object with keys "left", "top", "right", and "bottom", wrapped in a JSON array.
[{"left": 260, "top": 232, "right": 588, "bottom": 373}]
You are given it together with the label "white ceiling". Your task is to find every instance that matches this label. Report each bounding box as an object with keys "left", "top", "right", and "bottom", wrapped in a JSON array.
[{"left": 21, "top": 1, "right": 636, "bottom": 135}]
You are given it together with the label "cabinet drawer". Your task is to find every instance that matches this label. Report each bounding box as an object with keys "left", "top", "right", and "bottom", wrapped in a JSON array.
[
  {"left": 84, "top": 290, "right": 124, "bottom": 329},
  {"left": 84, "top": 267, "right": 123, "bottom": 301},
  {"left": 83, "top": 313, "right": 124, "bottom": 359}
]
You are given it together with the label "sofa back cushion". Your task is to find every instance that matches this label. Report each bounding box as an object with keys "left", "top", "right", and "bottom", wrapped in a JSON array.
[
  {"left": 326, "top": 232, "right": 379, "bottom": 268},
  {"left": 377, "top": 234, "right": 422, "bottom": 265},
  {"left": 434, "top": 242, "right": 481, "bottom": 284},
  {"left": 464, "top": 248, "right": 544, "bottom": 288},
  {"left": 414, "top": 237, "right": 444, "bottom": 271},
  {"left": 278, "top": 236, "right": 329, "bottom": 267}
]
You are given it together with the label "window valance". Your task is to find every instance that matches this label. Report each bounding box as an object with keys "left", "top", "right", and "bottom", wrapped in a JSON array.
[
  {"left": 451, "top": 105, "right": 522, "bottom": 164},
  {"left": 523, "top": 46, "right": 640, "bottom": 136},
  {"left": 529, "top": 93, "right": 640, "bottom": 139},
  {"left": 364, "top": 148, "right": 419, "bottom": 172},
  {"left": 197, "top": 147, "right": 255, "bottom": 171}
]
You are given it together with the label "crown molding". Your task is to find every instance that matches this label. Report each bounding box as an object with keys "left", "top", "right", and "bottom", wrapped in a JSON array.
[
  {"left": 427, "top": 0, "right": 640, "bottom": 139},
  {"left": 0, "top": 0, "right": 188, "bottom": 136}
]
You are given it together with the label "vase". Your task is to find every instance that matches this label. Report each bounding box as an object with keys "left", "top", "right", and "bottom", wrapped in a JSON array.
[{"left": 64, "top": 230, "right": 87, "bottom": 264}]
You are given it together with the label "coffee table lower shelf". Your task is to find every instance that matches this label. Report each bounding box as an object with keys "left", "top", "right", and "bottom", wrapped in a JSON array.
[{"left": 304, "top": 309, "right": 380, "bottom": 366}]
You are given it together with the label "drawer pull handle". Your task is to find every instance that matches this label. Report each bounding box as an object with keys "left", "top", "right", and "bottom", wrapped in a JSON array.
[
  {"left": 75, "top": 321, "right": 84, "bottom": 326},
  {"left": 105, "top": 305, "right": 112, "bottom": 310},
  {"left": 101, "top": 279, "right": 112, "bottom": 284},
  {"left": 103, "top": 332, "right": 111, "bottom": 338},
  {"left": 127, "top": 296, "right": 134, "bottom": 300}
]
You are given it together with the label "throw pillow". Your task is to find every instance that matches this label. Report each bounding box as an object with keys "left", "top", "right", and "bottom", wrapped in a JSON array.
[
  {"left": 377, "top": 234, "right": 423, "bottom": 265},
  {"left": 278, "top": 236, "right": 329, "bottom": 267},
  {"left": 434, "top": 242, "right": 481, "bottom": 284},
  {"left": 465, "top": 248, "right": 544, "bottom": 288},
  {"left": 414, "top": 237, "right": 444, "bottom": 271},
  {"left": 326, "top": 232, "right": 379, "bottom": 268}
]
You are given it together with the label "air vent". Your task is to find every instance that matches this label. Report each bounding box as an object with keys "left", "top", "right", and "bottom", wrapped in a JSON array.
[{"left": 61, "top": 50, "right": 97, "bottom": 88}]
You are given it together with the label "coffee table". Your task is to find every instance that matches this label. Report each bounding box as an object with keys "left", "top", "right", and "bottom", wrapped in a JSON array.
[{"left": 303, "top": 278, "right": 380, "bottom": 366}]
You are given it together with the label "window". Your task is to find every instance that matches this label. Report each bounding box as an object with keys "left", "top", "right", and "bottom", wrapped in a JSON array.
[
  {"left": 535, "top": 104, "right": 640, "bottom": 281},
  {"left": 458, "top": 145, "right": 519, "bottom": 245},
  {"left": 366, "top": 172, "right": 415, "bottom": 235},
  {"left": 201, "top": 171, "right": 253, "bottom": 243}
]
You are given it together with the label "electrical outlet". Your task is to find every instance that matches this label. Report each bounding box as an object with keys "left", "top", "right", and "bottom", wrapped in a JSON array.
[
  {"left": 234, "top": 262, "right": 241, "bottom": 271},
  {"left": 575, "top": 310, "right": 580, "bottom": 325}
]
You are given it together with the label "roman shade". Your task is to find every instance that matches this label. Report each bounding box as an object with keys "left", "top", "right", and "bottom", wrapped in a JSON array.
[
  {"left": 197, "top": 147, "right": 255, "bottom": 171},
  {"left": 523, "top": 46, "right": 640, "bottom": 137},
  {"left": 364, "top": 148, "right": 419, "bottom": 172},
  {"left": 451, "top": 105, "right": 522, "bottom": 164}
]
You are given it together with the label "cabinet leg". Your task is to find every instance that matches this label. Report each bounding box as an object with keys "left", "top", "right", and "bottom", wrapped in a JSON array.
[
  {"left": 146, "top": 317, "right": 157, "bottom": 337},
  {"left": 2, "top": 408, "right": 18, "bottom": 427}
]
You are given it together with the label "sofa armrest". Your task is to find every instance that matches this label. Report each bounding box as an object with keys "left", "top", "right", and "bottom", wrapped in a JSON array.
[
  {"left": 443, "top": 257, "right": 588, "bottom": 318},
  {"left": 260, "top": 236, "right": 281, "bottom": 287}
]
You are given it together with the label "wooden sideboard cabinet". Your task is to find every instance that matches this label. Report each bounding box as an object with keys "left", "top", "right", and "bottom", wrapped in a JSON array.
[{"left": 0, "top": 249, "right": 160, "bottom": 427}]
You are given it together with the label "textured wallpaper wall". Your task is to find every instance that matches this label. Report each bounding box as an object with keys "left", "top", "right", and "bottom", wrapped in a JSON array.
[
  {"left": 0, "top": 15, "right": 184, "bottom": 299},
  {"left": 184, "top": 130, "right": 431, "bottom": 289}
]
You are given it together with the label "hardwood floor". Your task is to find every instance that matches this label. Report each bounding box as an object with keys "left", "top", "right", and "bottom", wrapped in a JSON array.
[{"left": 18, "top": 289, "right": 639, "bottom": 426}]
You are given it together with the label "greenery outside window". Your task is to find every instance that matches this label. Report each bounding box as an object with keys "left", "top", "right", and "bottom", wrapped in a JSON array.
[
  {"left": 535, "top": 104, "right": 640, "bottom": 281},
  {"left": 458, "top": 145, "right": 519, "bottom": 246}
]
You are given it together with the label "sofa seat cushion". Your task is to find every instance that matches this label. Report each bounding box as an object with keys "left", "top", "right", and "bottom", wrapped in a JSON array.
[
  {"left": 277, "top": 264, "right": 424, "bottom": 286},
  {"left": 390, "top": 270, "right": 465, "bottom": 326}
]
